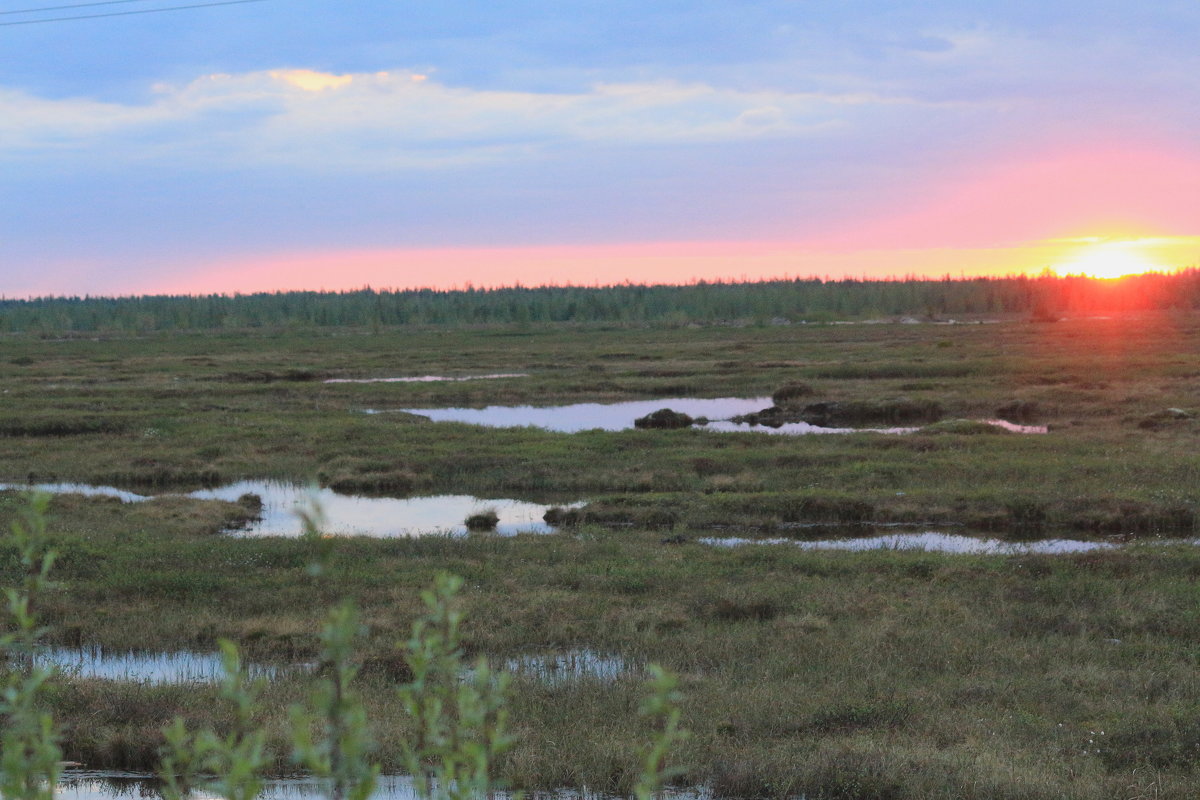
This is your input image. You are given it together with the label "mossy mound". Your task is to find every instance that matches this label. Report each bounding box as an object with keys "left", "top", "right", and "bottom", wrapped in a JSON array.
[
  {"left": 1137, "top": 408, "right": 1194, "bottom": 430},
  {"left": 736, "top": 398, "right": 944, "bottom": 428},
  {"left": 771, "top": 382, "right": 816, "bottom": 409},
  {"left": 800, "top": 398, "right": 944, "bottom": 426},
  {"left": 465, "top": 510, "right": 500, "bottom": 531},
  {"left": 922, "top": 419, "right": 1008, "bottom": 435},
  {"left": 633, "top": 408, "right": 695, "bottom": 429}
]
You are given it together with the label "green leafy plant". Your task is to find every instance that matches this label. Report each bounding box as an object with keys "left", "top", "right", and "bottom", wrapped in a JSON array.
[
  {"left": 289, "top": 492, "right": 379, "bottom": 800},
  {"left": 0, "top": 493, "right": 61, "bottom": 800},
  {"left": 159, "top": 640, "right": 270, "bottom": 800},
  {"left": 634, "top": 665, "right": 689, "bottom": 800},
  {"left": 398, "top": 573, "right": 513, "bottom": 800},
  {"left": 290, "top": 601, "right": 380, "bottom": 800}
]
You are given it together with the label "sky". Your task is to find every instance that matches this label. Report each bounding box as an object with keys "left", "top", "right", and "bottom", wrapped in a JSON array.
[{"left": 1, "top": 0, "right": 1198, "bottom": 296}]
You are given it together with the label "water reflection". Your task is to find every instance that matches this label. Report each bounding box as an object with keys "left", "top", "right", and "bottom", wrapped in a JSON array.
[
  {"left": 705, "top": 418, "right": 1047, "bottom": 435},
  {"left": 36, "top": 646, "right": 631, "bottom": 687},
  {"left": 57, "top": 772, "right": 706, "bottom": 800},
  {"left": 388, "top": 397, "right": 772, "bottom": 433},
  {"left": 326, "top": 374, "right": 527, "bottom": 384},
  {"left": 0, "top": 481, "right": 576, "bottom": 538},
  {"left": 36, "top": 646, "right": 289, "bottom": 683},
  {"left": 391, "top": 398, "right": 1046, "bottom": 435},
  {"left": 978, "top": 419, "right": 1048, "bottom": 434},
  {"left": 505, "top": 649, "right": 634, "bottom": 684},
  {"left": 57, "top": 772, "right": 418, "bottom": 800},
  {"left": 701, "top": 531, "right": 1116, "bottom": 554}
]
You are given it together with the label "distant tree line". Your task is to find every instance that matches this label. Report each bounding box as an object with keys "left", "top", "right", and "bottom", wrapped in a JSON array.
[{"left": 2, "top": 270, "right": 1199, "bottom": 333}]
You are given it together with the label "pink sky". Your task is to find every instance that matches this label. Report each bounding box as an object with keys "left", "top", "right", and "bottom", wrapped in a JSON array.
[{"left": 138, "top": 146, "right": 1200, "bottom": 295}]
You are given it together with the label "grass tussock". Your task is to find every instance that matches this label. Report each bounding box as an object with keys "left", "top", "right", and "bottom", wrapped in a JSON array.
[
  {"left": 634, "top": 408, "right": 696, "bottom": 429},
  {"left": 464, "top": 509, "right": 500, "bottom": 531},
  {"left": 0, "top": 417, "right": 130, "bottom": 437},
  {"left": 770, "top": 382, "right": 816, "bottom": 408}
]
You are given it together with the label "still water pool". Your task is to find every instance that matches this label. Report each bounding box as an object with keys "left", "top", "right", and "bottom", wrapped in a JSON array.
[
  {"left": 388, "top": 397, "right": 1046, "bottom": 435},
  {"left": 0, "top": 481, "right": 575, "bottom": 538},
  {"left": 57, "top": 772, "right": 706, "bottom": 800},
  {"left": 700, "top": 531, "right": 1117, "bottom": 554},
  {"left": 34, "top": 646, "right": 292, "bottom": 683}
]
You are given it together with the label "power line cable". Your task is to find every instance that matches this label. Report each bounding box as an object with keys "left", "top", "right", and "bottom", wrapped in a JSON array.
[
  {"left": 1, "top": 0, "right": 160, "bottom": 17},
  {"left": 0, "top": 0, "right": 267, "bottom": 25}
]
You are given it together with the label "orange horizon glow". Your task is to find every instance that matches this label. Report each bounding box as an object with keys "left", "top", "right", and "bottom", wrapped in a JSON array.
[
  {"left": 109, "top": 143, "right": 1198, "bottom": 297},
  {"left": 1049, "top": 237, "right": 1180, "bottom": 279},
  {"left": 118, "top": 234, "right": 1199, "bottom": 298},
  {"left": 814, "top": 147, "right": 1200, "bottom": 251}
]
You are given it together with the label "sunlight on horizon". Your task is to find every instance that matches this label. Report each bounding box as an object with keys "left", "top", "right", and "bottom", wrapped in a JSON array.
[{"left": 1050, "top": 238, "right": 1174, "bottom": 279}]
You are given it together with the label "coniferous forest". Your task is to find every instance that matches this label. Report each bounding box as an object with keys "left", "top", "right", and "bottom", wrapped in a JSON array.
[{"left": 3, "top": 270, "right": 1199, "bottom": 333}]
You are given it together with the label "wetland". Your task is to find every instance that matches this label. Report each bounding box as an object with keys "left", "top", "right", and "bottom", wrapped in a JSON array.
[{"left": 2, "top": 312, "right": 1200, "bottom": 798}]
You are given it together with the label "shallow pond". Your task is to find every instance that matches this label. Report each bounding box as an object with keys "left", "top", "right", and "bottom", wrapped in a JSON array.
[
  {"left": 57, "top": 771, "right": 705, "bottom": 800},
  {"left": 326, "top": 373, "right": 527, "bottom": 384},
  {"left": 504, "top": 649, "right": 634, "bottom": 684},
  {"left": 386, "top": 396, "right": 774, "bottom": 432},
  {"left": 390, "top": 397, "right": 1046, "bottom": 435},
  {"left": 0, "top": 481, "right": 575, "bottom": 538},
  {"left": 700, "top": 531, "right": 1117, "bottom": 554},
  {"left": 35, "top": 646, "right": 629, "bottom": 686},
  {"left": 34, "top": 646, "right": 290, "bottom": 683}
]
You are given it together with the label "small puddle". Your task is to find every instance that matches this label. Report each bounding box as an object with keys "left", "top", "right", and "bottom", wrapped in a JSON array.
[
  {"left": 0, "top": 481, "right": 578, "bottom": 538},
  {"left": 700, "top": 532, "right": 1116, "bottom": 554},
  {"left": 389, "top": 397, "right": 1047, "bottom": 435},
  {"left": 326, "top": 373, "right": 527, "bottom": 384},
  {"left": 34, "top": 646, "right": 292, "bottom": 683},
  {"left": 504, "top": 649, "right": 635, "bottom": 684}
]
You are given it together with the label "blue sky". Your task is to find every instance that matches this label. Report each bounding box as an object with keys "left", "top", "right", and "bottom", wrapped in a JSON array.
[{"left": 2, "top": 0, "right": 1198, "bottom": 295}]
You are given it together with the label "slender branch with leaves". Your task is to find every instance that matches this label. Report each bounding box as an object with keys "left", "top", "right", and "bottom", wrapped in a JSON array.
[
  {"left": 287, "top": 491, "right": 379, "bottom": 800},
  {"left": 159, "top": 639, "right": 270, "bottom": 800},
  {"left": 0, "top": 493, "right": 61, "bottom": 800},
  {"left": 634, "top": 665, "right": 689, "bottom": 800},
  {"left": 289, "top": 601, "right": 380, "bottom": 800},
  {"left": 398, "top": 573, "right": 514, "bottom": 800}
]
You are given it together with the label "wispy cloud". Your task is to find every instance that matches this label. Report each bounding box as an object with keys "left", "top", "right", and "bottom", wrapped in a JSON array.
[{"left": 0, "top": 69, "right": 918, "bottom": 171}]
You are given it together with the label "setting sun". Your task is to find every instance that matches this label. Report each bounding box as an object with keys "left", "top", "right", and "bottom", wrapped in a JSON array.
[{"left": 1051, "top": 238, "right": 1167, "bottom": 279}]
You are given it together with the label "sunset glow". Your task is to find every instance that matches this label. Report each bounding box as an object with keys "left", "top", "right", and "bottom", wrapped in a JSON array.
[
  {"left": 1051, "top": 238, "right": 1174, "bottom": 279},
  {"left": 2, "top": 2, "right": 1199, "bottom": 297}
]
